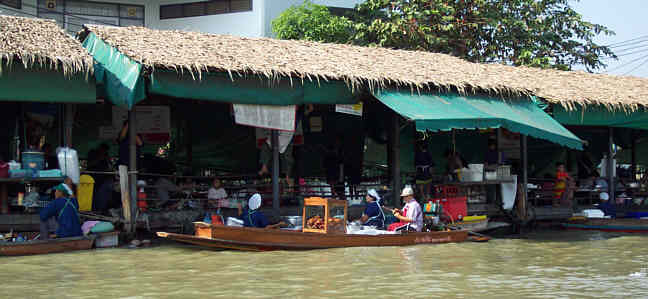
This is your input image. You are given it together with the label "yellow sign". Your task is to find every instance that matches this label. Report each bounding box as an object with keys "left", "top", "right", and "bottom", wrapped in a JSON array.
[
  {"left": 335, "top": 102, "right": 363, "bottom": 116},
  {"left": 126, "top": 7, "right": 138, "bottom": 17}
]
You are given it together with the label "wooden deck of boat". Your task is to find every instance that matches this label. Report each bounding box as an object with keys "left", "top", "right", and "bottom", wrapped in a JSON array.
[
  {"left": 158, "top": 224, "right": 468, "bottom": 251},
  {"left": 0, "top": 236, "right": 95, "bottom": 256}
]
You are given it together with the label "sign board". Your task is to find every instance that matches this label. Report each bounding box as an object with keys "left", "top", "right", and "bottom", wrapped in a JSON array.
[
  {"left": 104, "top": 106, "right": 171, "bottom": 144},
  {"left": 233, "top": 104, "right": 296, "bottom": 132},
  {"left": 335, "top": 102, "right": 363, "bottom": 116}
]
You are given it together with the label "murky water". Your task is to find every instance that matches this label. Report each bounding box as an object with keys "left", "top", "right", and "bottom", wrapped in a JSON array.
[{"left": 1, "top": 230, "right": 648, "bottom": 298}]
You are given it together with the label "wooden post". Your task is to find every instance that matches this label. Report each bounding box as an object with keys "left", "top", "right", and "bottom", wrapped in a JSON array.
[
  {"left": 119, "top": 165, "right": 132, "bottom": 233},
  {"left": 520, "top": 134, "right": 528, "bottom": 220},
  {"left": 128, "top": 110, "right": 137, "bottom": 227},
  {"left": 392, "top": 113, "right": 401, "bottom": 202},
  {"left": 0, "top": 184, "right": 7, "bottom": 214},
  {"left": 608, "top": 127, "right": 615, "bottom": 203},
  {"left": 271, "top": 130, "right": 280, "bottom": 217}
]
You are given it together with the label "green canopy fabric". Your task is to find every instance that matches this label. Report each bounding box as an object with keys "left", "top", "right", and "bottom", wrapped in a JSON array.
[
  {"left": 553, "top": 105, "right": 648, "bottom": 130},
  {"left": 0, "top": 64, "right": 96, "bottom": 103},
  {"left": 149, "top": 71, "right": 357, "bottom": 105},
  {"left": 83, "top": 32, "right": 357, "bottom": 108},
  {"left": 373, "top": 90, "right": 583, "bottom": 150},
  {"left": 82, "top": 32, "right": 146, "bottom": 109}
]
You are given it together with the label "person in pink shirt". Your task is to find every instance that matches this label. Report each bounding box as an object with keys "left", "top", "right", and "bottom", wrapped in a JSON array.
[{"left": 388, "top": 186, "right": 423, "bottom": 232}]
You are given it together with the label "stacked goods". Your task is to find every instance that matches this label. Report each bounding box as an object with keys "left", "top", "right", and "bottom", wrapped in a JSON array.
[
  {"left": 327, "top": 217, "right": 345, "bottom": 233},
  {"left": 306, "top": 216, "right": 325, "bottom": 230}
]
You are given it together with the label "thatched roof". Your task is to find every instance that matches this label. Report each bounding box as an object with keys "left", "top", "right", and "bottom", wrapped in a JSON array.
[
  {"left": 0, "top": 16, "right": 92, "bottom": 76},
  {"left": 83, "top": 24, "right": 648, "bottom": 109}
]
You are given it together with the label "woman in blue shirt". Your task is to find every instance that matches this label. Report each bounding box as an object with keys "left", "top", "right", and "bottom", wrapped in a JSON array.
[
  {"left": 359, "top": 189, "right": 385, "bottom": 229},
  {"left": 237, "top": 193, "right": 284, "bottom": 229},
  {"left": 39, "top": 184, "right": 82, "bottom": 239}
]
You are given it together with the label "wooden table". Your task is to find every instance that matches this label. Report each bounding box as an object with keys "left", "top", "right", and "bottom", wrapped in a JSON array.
[{"left": 0, "top": 177, "right": 64, "bottom": 214}]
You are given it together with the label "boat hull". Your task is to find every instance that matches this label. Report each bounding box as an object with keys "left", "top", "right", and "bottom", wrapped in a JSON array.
[
  {"left": 0, "top": 236, "right": 95, "bottom": 256},
  {"left": 562, "top": 218, "right": 648, "bottom": 233},
  {"left": 158, "top": 225, "right": 468, "bottom": 251}
]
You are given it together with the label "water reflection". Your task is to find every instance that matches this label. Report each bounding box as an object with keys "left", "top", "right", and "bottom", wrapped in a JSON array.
[{"left": 0, "top": 230, "right": 647, "bottom": 298}]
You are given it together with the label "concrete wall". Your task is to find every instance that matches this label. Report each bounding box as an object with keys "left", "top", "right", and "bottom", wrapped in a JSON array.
[{"left": 0, "top": 0, "right": 366, "bottom": 37}]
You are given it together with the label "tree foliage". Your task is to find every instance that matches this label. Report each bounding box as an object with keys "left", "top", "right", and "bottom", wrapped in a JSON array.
[{"left": 272, "top": 0, "right": 616, "bottom": 71}]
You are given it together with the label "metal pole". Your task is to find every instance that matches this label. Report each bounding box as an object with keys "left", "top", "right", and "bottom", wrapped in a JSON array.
[
  {"left": 271, "top": 130, "right": 280, "bottom": 217},
  {"left": 608, "top": 127, "right": 615, "bottom": 203},
  {"left": 128, "top": 109, "right": 137, "bottom": 230},
  {"left": 392, "top": 113, "right": 401, "bottom": 201}
]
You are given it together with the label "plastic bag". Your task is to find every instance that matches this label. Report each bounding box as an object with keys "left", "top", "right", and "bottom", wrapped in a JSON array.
[{"left": 56, "top": 147, "right": 80, "bottom": 184}]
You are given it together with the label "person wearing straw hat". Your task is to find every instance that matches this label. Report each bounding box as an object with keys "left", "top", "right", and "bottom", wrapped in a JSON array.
[
  {"left": 387, "top": 186, "right": 423, "bottom": 232},
  {"left": 237, "top": 193, "right": 285, "bottom": 229},
  {"left": 39, "top": 183, "right": 82, "bottom": 239},
  {"left": 358, "top": 189, "right": 385, "bottom": 228}
]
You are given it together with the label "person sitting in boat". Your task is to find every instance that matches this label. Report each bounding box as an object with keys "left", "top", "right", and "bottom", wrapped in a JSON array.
[
  {"left": 598, "top": 192, "right": 616, "bottom": 217},
  {"left": 39, "top": 183, "right": 82, "bottom": 240},
  {"left": 359, "top": 189, "right": 385, "bottom": 228},
  {"left": 237, "top": 193, "right": 284, "bottom": 229},
  {"left": 387, "top": 186, "right": 423, "bottom": 232}
]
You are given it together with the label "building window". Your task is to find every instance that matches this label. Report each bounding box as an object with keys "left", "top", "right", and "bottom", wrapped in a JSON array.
[
  {"left": 0, "top": 0, "right": 21, "bottom": 9},
  {"left": 36, "top": 0, "right": 144, "bottom": 34},
  {"left": 160, "top": 0, "right": 252, "bottom": 20}
]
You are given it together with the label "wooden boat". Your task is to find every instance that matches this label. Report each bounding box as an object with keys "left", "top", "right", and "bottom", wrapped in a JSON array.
[
  {"left": 157, "top": 223, "right": 468, "bottom": 251},
  {"left": 562, "top": 217, "right": 648, "bottom": 233},
  {"left": 0, "top": 235, "right": 95, "bottom": 256}
]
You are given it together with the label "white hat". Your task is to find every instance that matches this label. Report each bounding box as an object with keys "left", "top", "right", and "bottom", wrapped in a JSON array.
[
  {"left": 400, "top": 186, "right": 414, "bottom": 197},
  {"left": 367, "top": 189, "right": 381, "bottom": 202},
  {"left": 248, "top": 193, "right": 262, "bottom": 210},
  {"left": 599, "top": 192, "right": 609, "bottom": 201}
]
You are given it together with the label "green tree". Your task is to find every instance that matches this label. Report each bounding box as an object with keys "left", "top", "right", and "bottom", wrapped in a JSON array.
[
  {"left": 271, "top": 1, "right": 354, "bottom": 43},
  {"left": 273, "top": 0, "right": 616, "bottom": 71}
]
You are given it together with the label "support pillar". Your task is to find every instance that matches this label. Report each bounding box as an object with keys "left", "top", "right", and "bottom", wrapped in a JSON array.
[
  {"left": 271, "top": 130, "right": 280, "bottom": 217},
  {"left": 392, "top": 113, "right": 401, "bottom": 203},
  {"left": 128, "top": 109, "right": 138, "bottom": 231},
  {"left": 631, "top": 130, "right": 637, "bottom": 180},
  {"left": 608, "top": 127, "right": 615, "bottom": 203},
  {"left": 520, "top": 135, "right": 528, "bottom": 219}
]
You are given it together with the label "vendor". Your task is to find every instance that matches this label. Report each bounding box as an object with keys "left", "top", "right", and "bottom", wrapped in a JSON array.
[
  {"left": 359, "top": 189, "right": 385, "bottom": 228},
  {"left": 39, "top": 184, "right": 82, "bottom": 239},
  {"left": 598, "top": 192, "right": 616, "bottom": 217},
  {"left": 388, "top": 186, "right": 423, "bottom": 232},
  {"left": 117, "top": 120, "right": 143, "bottom": 168},
  {"left": 444, "top": 148, "right": 465, "bottom": 178},
  {"left": 415, "top": 142, "right": 434, "bottom": 200},
  {"left": 554, "top": 162, "right": 575, "bottom": 207},
  {"left": 484, "top": 140, "right": 504, "bottom": 169},
  {"left": 237, "top": 193, "right": 284, "bottom": 229}
]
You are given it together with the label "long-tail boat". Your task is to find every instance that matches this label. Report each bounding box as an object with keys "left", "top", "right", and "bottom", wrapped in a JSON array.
[{"left": 0, "top": 235, "right": 95, "bottom": 256}]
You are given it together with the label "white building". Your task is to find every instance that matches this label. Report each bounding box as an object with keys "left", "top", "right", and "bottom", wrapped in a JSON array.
[{"left": 0, "top": 0, "right": 363, "bottom": 37}]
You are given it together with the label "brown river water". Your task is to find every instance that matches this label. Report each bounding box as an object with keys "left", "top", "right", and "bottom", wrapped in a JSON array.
[{"left": 1, "top": 230, "right": 647, "bottom": 298}]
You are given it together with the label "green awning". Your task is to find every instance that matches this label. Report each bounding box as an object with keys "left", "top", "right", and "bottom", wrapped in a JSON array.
[
  {"left": 553, "top": 104, "right": 648, "bottom": 130},
  {"left": 82, "top": 32, "right": 356, "bottom": 108},
  {"left": 149, "top": 71, "right": 357, "bottom": 105},
  {"left": 373, "top": 90, "right": 583, "bottom": 150},
  {"left": 0, "top": 64, "right": 96, "bottom": 103},
  {"left": 82, "top": 32, "right": 146, "bottom": 109}
]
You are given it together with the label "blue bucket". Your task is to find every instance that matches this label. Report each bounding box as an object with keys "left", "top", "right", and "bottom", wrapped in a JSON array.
[{"left": 22, "top": 152, "right": 45, "bottom": 171}]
